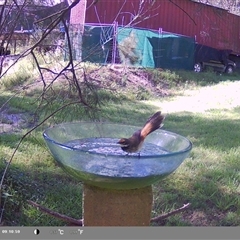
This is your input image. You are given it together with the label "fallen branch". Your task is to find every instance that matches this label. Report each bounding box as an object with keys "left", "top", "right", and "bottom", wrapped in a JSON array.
[
  {"left": 150, "top": 203, "right": 191, "bottom": 223},
  {"left": 28, "top": 200, "right": 191, "bottom": 226},
  {"left": 27, "top": 200, "right": 82, "bottom": 226}
]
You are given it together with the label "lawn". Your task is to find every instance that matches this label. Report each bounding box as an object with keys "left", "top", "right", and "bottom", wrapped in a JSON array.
[{"left": 0, "top": 62, "right": 240, "bottom": 226}]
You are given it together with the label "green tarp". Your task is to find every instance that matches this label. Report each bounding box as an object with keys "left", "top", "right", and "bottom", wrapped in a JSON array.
[
  {"left": 82, "top": 25, "right": 114, "bottom": 63},
  {"left": 79, "top": 25, "right": 195, "bottom": 70},
  {"left": 117, "top": 27, "right": 195, "bottom": 70}
]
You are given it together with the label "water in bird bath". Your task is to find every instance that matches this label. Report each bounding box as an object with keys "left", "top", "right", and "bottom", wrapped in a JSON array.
[{"left": 64, "top": 137, "right": 172, "bottom": 178}]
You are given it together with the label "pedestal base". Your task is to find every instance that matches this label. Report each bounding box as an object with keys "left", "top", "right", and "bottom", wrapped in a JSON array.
[{"left": 83, "top": 184, "right": 153, "bottom": 226}]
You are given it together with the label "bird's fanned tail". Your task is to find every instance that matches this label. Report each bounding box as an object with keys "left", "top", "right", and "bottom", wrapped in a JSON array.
[{"left": 140, "top": 111, "right": 165, "bottom": 139}]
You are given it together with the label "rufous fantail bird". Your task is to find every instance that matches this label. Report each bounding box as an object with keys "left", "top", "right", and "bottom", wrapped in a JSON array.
[{"left": 117, "top": 111, "right": 165, "bottom": 153}]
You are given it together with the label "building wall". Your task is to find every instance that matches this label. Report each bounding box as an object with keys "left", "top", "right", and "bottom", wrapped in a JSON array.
[
  {"left": 84, "top": 0, "right": 240, "bottom": 54},
  {"left": 70, "top": 0, "right": 87, "bottom": 33}
]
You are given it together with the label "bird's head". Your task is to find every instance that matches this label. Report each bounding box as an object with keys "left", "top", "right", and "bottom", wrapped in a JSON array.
[{"left": 117, "top": 138, "right": 130, "bottom": 147}]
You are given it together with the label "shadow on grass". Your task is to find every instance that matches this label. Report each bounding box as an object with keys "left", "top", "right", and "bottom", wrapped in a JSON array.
[
  {"left": 164, "top": 107, "right": 240, "bottom": 151},
  {"left": 0, "top": 160, "right": 83, "bottom": 226}
]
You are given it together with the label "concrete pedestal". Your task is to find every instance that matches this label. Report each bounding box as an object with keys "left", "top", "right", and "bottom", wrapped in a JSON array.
[{"left": 83, "top": 184, "right": 153, "bottom": 226}]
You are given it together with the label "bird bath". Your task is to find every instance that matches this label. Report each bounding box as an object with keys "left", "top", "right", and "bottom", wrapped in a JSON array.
[{"left": 43, "top": 122, "right": 192, "bottom": 226}]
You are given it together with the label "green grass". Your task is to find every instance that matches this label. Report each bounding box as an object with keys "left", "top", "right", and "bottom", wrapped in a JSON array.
[{"left": 0, "top": 64, "right": 240, "bottom": 226}]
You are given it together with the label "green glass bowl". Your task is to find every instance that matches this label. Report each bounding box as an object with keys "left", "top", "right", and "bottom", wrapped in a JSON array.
[{"left": 43, "top": 122, "right": 192, "bottom": 189}]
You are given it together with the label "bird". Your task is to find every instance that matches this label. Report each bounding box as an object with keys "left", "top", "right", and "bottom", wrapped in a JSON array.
[{"left": 117, "top": 111, "right": 165, "bottom": 153}]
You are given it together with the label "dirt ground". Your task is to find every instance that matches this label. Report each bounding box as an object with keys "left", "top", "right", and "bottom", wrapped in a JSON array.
[
  {"left": 0, "top": 64, "right": 171, "bottom": 134},
  {"left": 0, "top": 110, "right": 27, "bottom": 134},
  {"left": 87, "top": 64, "right": 172, "bottom": 97}
]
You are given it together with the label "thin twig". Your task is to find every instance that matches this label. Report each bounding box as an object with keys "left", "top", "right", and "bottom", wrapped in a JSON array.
[
  {"left": 168, "top": 0, "right": 196, "bottom": 25},
  {"left": 150, "top": 203, "right": 191, "bottom": 223},
  {"left": 31, "top": 51, "right": 46, "bottom": 87},
  {"left": 27, "top": 200, "right": 82, "bottom": 226}
]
